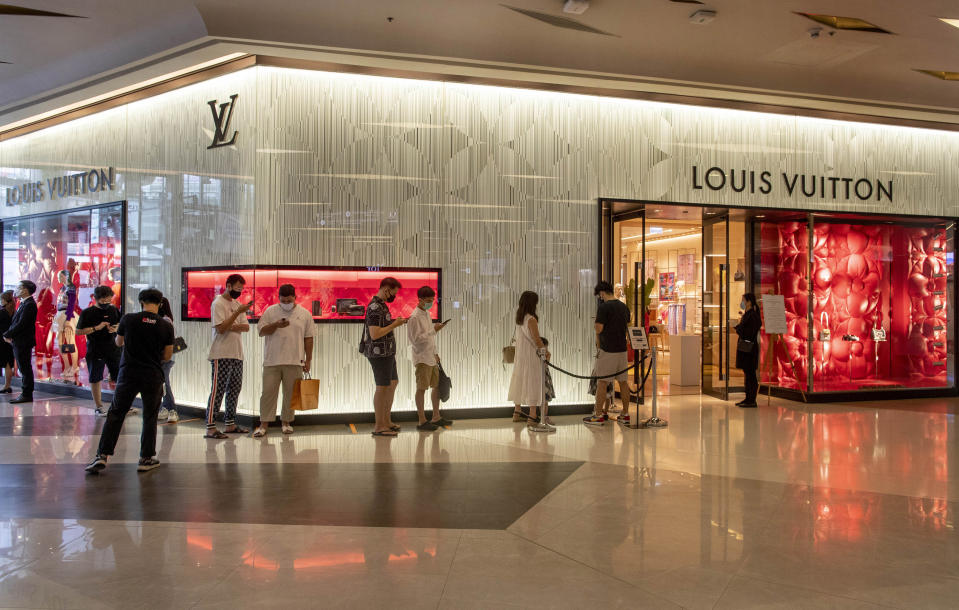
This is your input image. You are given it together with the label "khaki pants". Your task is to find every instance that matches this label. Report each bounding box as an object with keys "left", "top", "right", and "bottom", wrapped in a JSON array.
[{"left": 259, "top": 365, "right": 302, "bottom": 424}]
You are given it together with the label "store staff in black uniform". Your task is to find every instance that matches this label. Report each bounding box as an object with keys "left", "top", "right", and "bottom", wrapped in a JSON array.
[
  {"left": 77, "top": 286, "right": 122, "bottom": 416},
  {"left": 3, "top": 281, "right": 38, "bottom": 404},
  {"left": 734, "top": 292, "right": 762, "bottom": 408},
  {"left": 85, "top": 288, "right": 174, "bottom": 473}
]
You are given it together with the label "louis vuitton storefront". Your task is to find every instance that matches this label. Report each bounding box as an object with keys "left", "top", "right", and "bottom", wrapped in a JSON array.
[{"left": 1, "top": 58, "right": 957, "bottom": 418}]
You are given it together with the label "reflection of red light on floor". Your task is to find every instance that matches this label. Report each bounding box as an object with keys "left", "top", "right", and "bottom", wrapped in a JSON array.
[
  {"left": 244, "top": 551, "right": 280, "bottom": 571},
  {"left": 187, "top": 533, "right": 213, "bottom": 551},
  {"left": 292, "top": 547, "right": 436, "bottom": 570}
]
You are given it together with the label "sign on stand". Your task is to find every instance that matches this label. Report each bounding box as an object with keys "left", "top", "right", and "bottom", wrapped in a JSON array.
[
  {"left": 628, "top": 327, "right": 649, "bottom": 351},
  {"left": 760, "top": 294, "right": 788, "bottom": 334}
]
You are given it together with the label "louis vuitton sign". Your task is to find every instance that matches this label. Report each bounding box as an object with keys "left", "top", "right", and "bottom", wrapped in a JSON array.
[{"left": 5, "top": 167, "right": 116, "bottom": 206}]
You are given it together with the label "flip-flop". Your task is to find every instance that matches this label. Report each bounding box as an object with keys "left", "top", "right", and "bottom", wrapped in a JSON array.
[
  {"left": 204, "top": 430, "right": 228, "bottom": 439},
  {"left": 389, "top": 424, "right": 401, "bottom": 432},
  {"left": 371, "top": 430, "right": 398, "bottom": 437},
  {"left": 224, "top": 426, "right": 250, "bottom": 434}
]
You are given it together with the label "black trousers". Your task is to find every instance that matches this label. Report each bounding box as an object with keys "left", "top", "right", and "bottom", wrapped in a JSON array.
[
  {"left": 743, "top": 366, "right": 759, "bottom": 403},
  {"left": 12, "top": 342, "right": 33, "bottom": 396},
  {"left": 96, "top": 374, "right": 163, "bottom": 459}
]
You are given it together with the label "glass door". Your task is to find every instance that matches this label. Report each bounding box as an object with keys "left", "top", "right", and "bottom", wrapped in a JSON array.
[
  {"left": 703, "top": 215, "right": 729, "bottom": 399},
  {"left": 606, "top": 205, "right": 645, "bottom": 398}
]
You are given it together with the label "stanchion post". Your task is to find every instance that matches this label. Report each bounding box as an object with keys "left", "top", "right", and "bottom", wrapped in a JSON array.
[{"left": 644, "top": 348, "right": 667, "bottom": 428}]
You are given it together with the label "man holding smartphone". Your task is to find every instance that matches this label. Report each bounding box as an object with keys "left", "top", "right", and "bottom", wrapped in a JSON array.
[
  {"left": 406, "top": 286, "right": 451, "bottom": 430},
  {"left": 204, "top": 274, "right": 253, "bottom": 439},
  {"left": 76, "top": 286, "right": 121, "bottom": 416},
  {"left": 362, "top": 277, "right": 407, "bottom": 436}
]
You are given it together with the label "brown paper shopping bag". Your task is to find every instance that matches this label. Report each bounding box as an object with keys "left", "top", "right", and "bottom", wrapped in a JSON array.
[{"left": 290, "top": 375, "right": 320, "bottom": 411}]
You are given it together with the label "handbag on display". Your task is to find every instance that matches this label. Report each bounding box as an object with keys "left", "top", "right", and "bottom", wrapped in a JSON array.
[
  {"left": 438, "top": 364, "right": 452, "bottom": 403},
  {"left": 172, "top": 337, "right": 188, "bottom": 353},
  {"left": 871, "top": 327, "right": 886, "bottom": 342},
  {"left": 59, "top": 344, "right": 76, "bottom": 354},
  {"left": 818, "top": 312, "right": 831, "bottom": 341},
  {"left": 290, "top": 374, "right": 320, "bottom": 411}
]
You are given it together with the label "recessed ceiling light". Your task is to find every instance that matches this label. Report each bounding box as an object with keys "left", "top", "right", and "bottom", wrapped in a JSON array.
[
  {"left": 939, "top": 18, "right": 959, "bottom": 30},
  {"left": 915, "top": 69, "right": 959, "bottom": 81},
  {"left": 795, "top": 12, "right": 893, "bottom": 34}
]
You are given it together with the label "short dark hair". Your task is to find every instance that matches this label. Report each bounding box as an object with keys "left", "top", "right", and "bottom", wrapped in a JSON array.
[
  {"left": 138, "top": 288, "right": 163, "bottom": 305},
  {"left": 93, "top": 285, "right": 114, "bottom": 300},
  {"left": 278, "top": 284, "right": 296, "bottom": 298},
  {"left": 19, "top": 280, "right": 36, "bottom": 295},
  {"left": 417, "top": 286, "right": 436, "bottom": 299},
  {"left": 594, "top": 281, "right": 614, "bottom": 296},
  {"left": 225, "top": 274, "right": 246, "bottom": 286},
  {"left": 380, "top": 277, "right": 402, "bottom": 290}
]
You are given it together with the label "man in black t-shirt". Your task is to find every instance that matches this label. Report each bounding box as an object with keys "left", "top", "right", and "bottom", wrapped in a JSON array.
[
  {"left": 86, "top": 289, "right": 174, "bottom": 474},
  {"left": 76, "top": 286, "right": 121, "bottom": 416},
  {"left": 584, "top": 281, "right": 633, "bottom": 426}
]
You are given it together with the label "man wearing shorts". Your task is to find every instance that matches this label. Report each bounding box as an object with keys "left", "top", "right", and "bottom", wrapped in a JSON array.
[
  {"left": 584, "top": 281, "right": 632, "bottom": 425},
  {"left": 406, "top": 285, "right": 451, "bottom": 431},
  {"left": 362, "top": 277, "right": 407, "bottom": 437},
  {"left": 77, "top": 286, "right": 121, "bottom": 416}
]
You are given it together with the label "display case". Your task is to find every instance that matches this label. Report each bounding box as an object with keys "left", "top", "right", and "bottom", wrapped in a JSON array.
[
  {"left": 181, "top": 266, "right": 442, "bottom": 323},
  {"left": 756, "top": 214, "right": 955, "bottom": 396}
]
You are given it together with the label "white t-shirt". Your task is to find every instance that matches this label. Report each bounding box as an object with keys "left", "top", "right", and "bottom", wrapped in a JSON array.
[
  {"left": 260, "top": 303, "right": 314, "bottom": 367},
  {"left": 208, "top": 294, "right": 247, "bottom": 361},
  {"left": 406, "top": 306, "right": 437, "bottom": 366}
]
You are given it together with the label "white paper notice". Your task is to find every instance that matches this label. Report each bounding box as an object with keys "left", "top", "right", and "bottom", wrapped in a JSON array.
[
  {"left": 628, "top": 327, "right": 649, "bottom": 351},
  {"left": 761, "top": 294, "right": 788, "bottom": 335}
]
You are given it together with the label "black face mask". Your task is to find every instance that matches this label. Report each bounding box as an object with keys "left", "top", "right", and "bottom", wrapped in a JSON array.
[
  {"left": 386, "top": 293, "right": 396, "bottom": 303},
  {"left": 97, "top": 303, "right": 111, "bottom": 310},
  {"left": 229, "top": 289, "right": 242, "bottom": 299}
]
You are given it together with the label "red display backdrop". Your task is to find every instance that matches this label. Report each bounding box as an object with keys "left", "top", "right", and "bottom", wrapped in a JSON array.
[
  {"left": 760, "top": 219, "right": 953, "bottom": 392},
  {"left": 182, "top": 267, "right": 442, "bottom": 323}
]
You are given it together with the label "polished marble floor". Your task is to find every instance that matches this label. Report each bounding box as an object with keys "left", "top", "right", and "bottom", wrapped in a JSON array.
[{"left": 0, "top": 389, "right": 955, "bottom": 609}]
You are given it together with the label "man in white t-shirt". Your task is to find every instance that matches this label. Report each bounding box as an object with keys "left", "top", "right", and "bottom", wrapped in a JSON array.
[
  {"left": 204, "top": 273, "right": 253, "bottom": 439},
  {"left": 253, "top": 284, "right": 314, "bottom": 437},
  {"left": 406, "top": 286, "right": 451, "bottom": 431}
]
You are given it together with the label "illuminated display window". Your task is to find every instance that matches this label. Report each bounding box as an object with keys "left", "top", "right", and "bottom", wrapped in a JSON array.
[{"left": 181, "top": 266, "right": 442, "bottom": 323}]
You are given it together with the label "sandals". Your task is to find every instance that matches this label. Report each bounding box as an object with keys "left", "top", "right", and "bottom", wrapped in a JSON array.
[
  {"left": 224, "top": 425, "right": 250, "bottom": 434},
  {"left": 252, "top": 427, "right": 267, "bottom": 438},
  {"left": 512, "top": 410, "right": 529, "bottom": 422},
  {"left": 371, "top": 430, "right": 398, "bottom": 437},
  {"left": 204, "top": 430, "right": 228, "bottom": 439},
  {"left": 389, "top": 424, "right": 401, "bottom": 432}
]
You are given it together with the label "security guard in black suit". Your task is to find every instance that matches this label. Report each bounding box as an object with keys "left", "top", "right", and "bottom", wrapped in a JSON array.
[{"left": 3, "top": 281, "right": 38, "bottom": 403}]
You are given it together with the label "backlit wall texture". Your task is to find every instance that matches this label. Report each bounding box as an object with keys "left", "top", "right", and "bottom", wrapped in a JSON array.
[{"left": 1, "top": 66, "right": 958, "bottom": 414}]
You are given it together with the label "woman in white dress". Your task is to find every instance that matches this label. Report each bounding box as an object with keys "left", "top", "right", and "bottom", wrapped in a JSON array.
[{"left": 508, "top": 291, "right": 553, "bottom": 431}]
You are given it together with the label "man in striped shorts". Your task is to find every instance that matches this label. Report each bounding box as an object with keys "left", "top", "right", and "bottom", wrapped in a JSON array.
[{"left": 204, "top": 274, "right": 253, "bottom": 439}]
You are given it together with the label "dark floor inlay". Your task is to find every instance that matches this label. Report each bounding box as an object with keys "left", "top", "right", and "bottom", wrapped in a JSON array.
[
  {"left": 0, "top": 415, "right": 107, "bottom": 437},
  {"left": 0, "top": 462, "right": 583, "bottom": 529}
]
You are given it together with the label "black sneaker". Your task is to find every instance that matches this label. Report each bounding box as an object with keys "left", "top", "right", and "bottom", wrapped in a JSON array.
[
  {"left": 416, "top": 421, "right": 439, "bottom": 431},
  {"left": 85, "top": 454, "right": 107, "bottom": 473},
  {"left": 137, "top": 458, "right": 161, "bottom": 472}
]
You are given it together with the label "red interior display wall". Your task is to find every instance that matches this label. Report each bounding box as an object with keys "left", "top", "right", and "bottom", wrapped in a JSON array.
[
  {"left": 761, "top": 219, "right": 953, "bottom": 392},
  {"left": 182, "top": 267, "right": 442, "bottom": 323}
]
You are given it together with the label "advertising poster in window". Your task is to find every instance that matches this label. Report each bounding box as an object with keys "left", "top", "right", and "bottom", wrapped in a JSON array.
[
  {"left": 677, "top": 253, "right": 695, "bottom": 283},
  {"left": 659, "top": 272, "right": 676, "bottom": 301}
]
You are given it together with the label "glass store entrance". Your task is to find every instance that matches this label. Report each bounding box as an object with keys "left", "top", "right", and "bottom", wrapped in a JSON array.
[{"left": 599, "top": 200, "right": 957, "bottom": 403}]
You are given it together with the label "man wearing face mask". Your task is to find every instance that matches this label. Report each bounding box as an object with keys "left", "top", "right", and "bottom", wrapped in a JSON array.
[
  {"left": 406, "top": 286, "right": 451, "bottom": 431},
  {"left": 3, "top": 281, "right": 38, "bottom": 404},
  {"left": 362, "top": 277, "right": 407, "bottom": 436},
  {"left": 204, "top": 274, "right": 254, "bottom": 439},
  {"left": 76, "top": 286, "right": 121, "bottom": 415},
  {"left": 253, "top": 284, "right": 314, "bottom": 437}
]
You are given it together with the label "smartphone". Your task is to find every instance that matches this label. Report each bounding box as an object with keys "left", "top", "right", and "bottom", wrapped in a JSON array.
[{"left": 442, "top": 318, "right": 452, "bottom": 325}]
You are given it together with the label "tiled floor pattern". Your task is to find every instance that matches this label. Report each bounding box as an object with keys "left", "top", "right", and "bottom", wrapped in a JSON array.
[{"left": 0, "top": 390, "right": 954, "bottom": 608}]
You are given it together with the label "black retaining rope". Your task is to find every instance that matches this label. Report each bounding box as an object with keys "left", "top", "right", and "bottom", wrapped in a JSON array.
[{"left": 545, "top": 355, "right": 655, "bottom": 398}]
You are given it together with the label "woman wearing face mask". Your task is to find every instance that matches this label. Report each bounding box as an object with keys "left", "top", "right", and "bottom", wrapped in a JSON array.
[
  {"left": 734, "top": 292, "right": 762, "bottom": 408},
  {"left": 508, "top": 291, "right": 553, "bottom": 432},
  {"left": 157, "top": 298, "right": 180, "bottom": 423},
  {"left": 0, "top": 291, "right": 16, "bottom": 393}
]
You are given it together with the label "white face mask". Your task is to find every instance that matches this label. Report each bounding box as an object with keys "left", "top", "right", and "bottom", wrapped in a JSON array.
[{"left": 279, "top": 302, "right": 295, "bottom": 313}]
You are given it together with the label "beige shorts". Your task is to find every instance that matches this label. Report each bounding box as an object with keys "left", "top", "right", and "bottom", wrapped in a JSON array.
[
  {"left": 415, "top": 363, "right": 439, "bottom": 391},
  {"left": 593, "top": 349, "right": 629, "bottom": 383}
]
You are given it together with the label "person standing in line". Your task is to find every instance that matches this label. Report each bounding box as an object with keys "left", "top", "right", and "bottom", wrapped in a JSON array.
[
  {"left": 584, "top": 281, "right": 632, "bottom": 426},
  {"left": 76, "top": 286, "right": 121, "bottom": 416},
  {"left": 205, "top": 274, "right": 253, "bottom": 439},
  {"left": 0, "top": 291, "right": 16, "bottom": 394},
  {"left": 734, "top": 292, "right": 762, "bottom": 408},
  {"left": 85, "top": 288, "right": 174, "bottom": 473},
  {"left": 507, "top": 291, "right": 553, "bottom": 432},
  {"left": 406, "top": 286, "right": 451, "bottom": 431},
  {"left": 252, "top": 284, "right": 314, "bottom": 438},
  {"left": 157, "top": 297, "right": 179, "bottom": 422},
  {"left": 362, "top": 277, "right": 407, "bottom": 437},
  {"left": 4, "top": 281, "right": 38, "bottom": 404}
]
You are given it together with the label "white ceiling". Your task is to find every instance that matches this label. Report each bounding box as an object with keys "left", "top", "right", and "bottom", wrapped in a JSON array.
[{"left": 2, "top": 0, "right": 959, "bottom": 118}]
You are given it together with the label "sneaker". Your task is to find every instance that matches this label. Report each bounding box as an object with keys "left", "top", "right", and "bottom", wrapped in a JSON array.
[
  {"left": 416, "top": 421, "right": 438, "bottom": 431},
  {"left": 528, "top": 421, "right": 556, "bottom": 433},
  {"left": 167, "top": 410, "right": 179, "bottom": 423},
  {"left": 95, "top": 406, "right": 107, "bottom": 417},
  {"left": 137, "top": 458, "right": 161, "bottom": 472},
  {"left": 158, "top": 408, "right": 169, "bottom": 421},
  {"left": 616, "top": 414, "right": 630, "bottom": 424},
  {"left": 85, "top": 454, "right": 107, "bottom": 473},
  {"left": 583, "top": 414, "right": 608, "bottom": 426}
]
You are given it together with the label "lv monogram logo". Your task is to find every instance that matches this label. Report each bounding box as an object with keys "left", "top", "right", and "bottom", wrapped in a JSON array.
[{"left": 206, "top": 94, "right": 239, "bottom": 149}]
